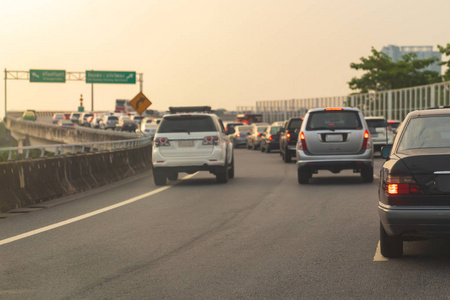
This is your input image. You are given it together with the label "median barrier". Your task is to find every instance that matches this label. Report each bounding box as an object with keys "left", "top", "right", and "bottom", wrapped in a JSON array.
[{"left": 0, "top": 144, "right": 152, "bottom": 213}]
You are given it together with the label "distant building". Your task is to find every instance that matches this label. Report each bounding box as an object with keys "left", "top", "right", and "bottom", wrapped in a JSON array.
[{"left": 381, "top": 45, "right": 441, "bottom": 75}]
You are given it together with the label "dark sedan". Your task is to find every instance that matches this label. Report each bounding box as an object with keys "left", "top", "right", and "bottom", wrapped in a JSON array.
[
  {"left": 379, "top": 108, "right": 450, "bottom": 258},
  {"left": 260, "top": 125, "right": 282, "bottom": 153}
]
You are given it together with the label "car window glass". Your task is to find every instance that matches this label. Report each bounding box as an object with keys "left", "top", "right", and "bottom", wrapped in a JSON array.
[
  {"left": 270, "top": 126, "right": 281, "bottom": 134},
  {"left": 307, "top": 111, "right": 362, "bottom": 130},
  {"left": 158, "top": 115, "right": 216, "bottom": 133},
  {"left": 398, "top": 116, "right": 450, "bottom": 150},
  {"left": 257, "top": 127, "right": 267, "bottom": 133},
  {"left": 366, "top": 119, "right": 387, "bottom": 128},
  {"left": 237, "top": 126, "right": 252, "bottom": 132},
  {"left": 288, "top": 119, "right": 303, "bottom": 129}
]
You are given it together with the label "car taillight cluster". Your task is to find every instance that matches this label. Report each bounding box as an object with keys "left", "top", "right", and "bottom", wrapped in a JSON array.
[
  {"left": 361, "top": 130, "right": 370, "bottom": 149},
  {"left": 237, "top": 133, "right": 241, "bottom": 137},
  {"left": 298, "top": 131, "right": 307, "bottom": 150},
  {"left": 286, "top": 133, "right": 291, "bottom": 143},
  {"left": 258, "top": 133, "right": 262, "bottom": 137},
  {"left": 386, "top": 176, "right": 422, "bottom": 195},
  {"left": 203, "top": 136, "right": 219, "bottom": 145},
  {"left": 154, "top": 137, "right": 170, "bottom": 147}
]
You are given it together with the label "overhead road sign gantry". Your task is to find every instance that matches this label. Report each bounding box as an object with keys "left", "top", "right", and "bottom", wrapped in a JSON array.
[
  {"left": 29, "top": 69, "right": 66, "bottom": 83},
  {"left": 86, "top": 71, "right": 136, "bottom": 84}
]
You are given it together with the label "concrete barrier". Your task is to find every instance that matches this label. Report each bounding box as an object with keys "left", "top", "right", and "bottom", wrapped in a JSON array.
[{"left": 0, "top": 144, "right": 152, "bottom": 213}]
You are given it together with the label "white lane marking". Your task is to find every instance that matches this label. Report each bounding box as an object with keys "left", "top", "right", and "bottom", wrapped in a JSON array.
[
  {"left": 0, "top": 173, "right": 198, "bottom": 246},
  {"left": 373, "top": 241, "right": 388, "bottom": 261}
]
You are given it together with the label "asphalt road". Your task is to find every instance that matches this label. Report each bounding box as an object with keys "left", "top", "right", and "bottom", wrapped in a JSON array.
[{"left": 2, "top": 149, "right": 450, "bottom": 299}]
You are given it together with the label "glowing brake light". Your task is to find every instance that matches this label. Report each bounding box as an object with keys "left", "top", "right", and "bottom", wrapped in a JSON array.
[
  {"left": 361, "top": 130, "right": 370, "bottom": 149},
  {"left": 237, "top": 133, "right": 241, "bottom": 137},
  {"left": 386, "top": 176, "right": 422, "bottom": 195},
  {"left": 325, "top": 108, "right": 343, "bottom": 111},
  {"left": 286, "top": 132, "right": 291, "bottom": 143},
  {"left": 299, "top": 131, "right": 307, "bottom": 150}
]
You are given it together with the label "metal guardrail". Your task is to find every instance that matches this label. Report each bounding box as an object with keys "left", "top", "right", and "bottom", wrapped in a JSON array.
[{"left": 0, "top": 137, "right": 152, "bottom": 161}]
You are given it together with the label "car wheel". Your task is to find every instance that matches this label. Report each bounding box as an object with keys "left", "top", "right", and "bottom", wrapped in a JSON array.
[
  {"left": 361, "top": 166, "right": 374, "bottom": 183},
  {"left": 260, "top": 144, "right": 265, "bottom": 152},
  {"left": 380, "top": 222, "right": 403, "bottom": 258},
  {"left": 266, "top": 146, "right": 271, "bottom": 153},
  {"left": 153, "top": 169, "right": 167, "bottom": 186},
  {"left": 297, "top": 167, "right": 311, "bottom": 184},
  {"left": 228, "top": 156, "right": 235, "bottom": 179},
  {"left": 167, "top": 172, "right": 178, "bottom": 181},
  {"left": 284, "top": 148, "right": 292, "bottom": 163},
  {"left": 252, "top": 143, "right": 256, "bottom": 150},
  {"left": 216, "top": 161, "right": 229, "bottom": 183}
]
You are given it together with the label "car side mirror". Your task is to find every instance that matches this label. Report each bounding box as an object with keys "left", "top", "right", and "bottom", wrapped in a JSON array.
[{"left": 381, "top": 146, "right": 392, "bottom": 160}]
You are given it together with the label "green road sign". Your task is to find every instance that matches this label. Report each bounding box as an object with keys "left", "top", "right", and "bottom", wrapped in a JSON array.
[
  {"left": 86, "top": 71, "right": 136, "bottom": 84},
  {"left": 30, "top": 69, "right": 66, "bottom": 83}
]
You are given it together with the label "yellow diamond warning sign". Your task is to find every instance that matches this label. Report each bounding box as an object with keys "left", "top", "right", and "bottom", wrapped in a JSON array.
[{"left": 129, "top": 92, "right": 152, "bottom": 115}]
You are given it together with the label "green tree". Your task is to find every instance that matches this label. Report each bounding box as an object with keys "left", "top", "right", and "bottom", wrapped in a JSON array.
[
  {"left": 348, "top": 47, "right": 441, "bottom": 93},
  {"left": 438, "top": 43, "right": 450, "bottom": 81}
]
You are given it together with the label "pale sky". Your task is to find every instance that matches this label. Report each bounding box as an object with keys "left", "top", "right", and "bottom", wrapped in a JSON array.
[{"left": 0, "top": 0, "right": 449, "bottom": 117}]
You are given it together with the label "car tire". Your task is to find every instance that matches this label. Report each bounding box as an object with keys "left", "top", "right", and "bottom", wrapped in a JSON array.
[
  {"left": 246, "top": 142, "right": 251, "bottom": 150},
  {"left": 153, "top": 169, "right": 167, "bottom": 186},
  {"left": 260, "top": 144, "right": 265, "bottom": 152},
  {"left": 380, "top": 222, "right": 403, "bottom": 258},
  {"left": 167, "top": 172, "right": 178, "bottom": 181},
  {"left": 297, "top": 167, "right": 311, "bottom": 184},
  {"left": 266, "top": 146, "right": 271, "bottom": 153},
  {"left": 228, "top": 156, "right": 235, "bottom": 179},
  {"left": 284, "top": 148, "right": 292, "bottom": 163},
  {"left": 216, "top": 161, "right": 229, "bottom": 183},
  {"left": 361, "top": 166, "right": 374, "bottom": 183},
  {"left": 252, "top": 143, "right": 256, "bottom": 150}
]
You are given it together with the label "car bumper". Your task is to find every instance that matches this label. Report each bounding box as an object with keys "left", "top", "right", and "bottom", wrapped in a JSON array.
[
  {"left": 296, "top": 149, "right": 373, "bottom": 169},
  {"left": 152, "top": 148, "right": 226, "bottom": 171},
  {"left": 379, "top": 203, "right": 450, "bottom": 237}
]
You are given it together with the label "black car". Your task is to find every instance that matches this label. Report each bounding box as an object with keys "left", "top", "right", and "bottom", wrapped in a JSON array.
[
  {"left": 260, "top": 125, "right": 282, "bottom": 153},
  {"left": 115, "top": 117, "right": 138, "bottom": 132},
  {"left": 279, "top": 117, "right": 303, "bottom": 163},
  {"left": 379, "top": 108, "right": 450, "bottom": 258}
]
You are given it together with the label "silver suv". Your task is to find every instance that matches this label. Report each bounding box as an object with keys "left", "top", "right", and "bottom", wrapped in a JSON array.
[{"left": 296, "top": 107, "right": 374, "bottom": 184}]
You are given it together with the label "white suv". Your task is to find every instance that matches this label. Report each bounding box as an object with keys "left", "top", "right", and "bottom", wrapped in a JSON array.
[{"left": 152, "top": 106, "right": 234, "bottom": 186}]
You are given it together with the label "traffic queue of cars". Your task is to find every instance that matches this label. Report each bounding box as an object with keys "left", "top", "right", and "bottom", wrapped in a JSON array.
[{"left": 31, "top": 106, "right": 450, "bottom": 258}]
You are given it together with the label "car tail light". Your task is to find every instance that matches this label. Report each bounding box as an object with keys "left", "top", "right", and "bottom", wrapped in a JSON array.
[
  {"left": 386, "top": 176, "right": 422, "bottom": 195},
  {"left": 154, "top": 137, "right": 170, "bottom": 147},
  {"left": 237, "top": 133, "right": 241, "bottom": 137},
  {"left": 361, "top": 130, "right": 370, "bottom": 149},
  {"left": 203, "top": 136, "right": 219, "bottom": 145},
  {"left": 269, "top": 136, "right": 273, "bottom": 140},
  {"left": 298, "top": 131, "right": 307, "bottom": 150},
  {"left": 286, "top": 133, "right": 291, "bottom": 143},
  {"left": 258, "top": 133, "right": 261, "bottom": 137},
  {"left": 325, "top": 108, "right": 343, "bottom": 111}
]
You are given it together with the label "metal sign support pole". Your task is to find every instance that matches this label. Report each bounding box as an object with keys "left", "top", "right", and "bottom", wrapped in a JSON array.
[
  {"left": 91, "top": 83, "right": 94, "bottom": 111},
  {"left": 4, "top": 68, "right": 7, "bottom": 120}
]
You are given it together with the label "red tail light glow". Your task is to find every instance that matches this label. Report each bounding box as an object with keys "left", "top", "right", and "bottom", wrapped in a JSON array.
[
  {"left": 286, "top": 133, "right": 291, "bottom": 143},
  {"left": 386, "top": 176, "right": 422, "bottom": 195},
  {"left": 325, "top": 108, "right": 343, "bottom": 111},
  {"left": 361, "top": 130, "right": 370, "bottom": 149},
  {"left": 154, "top": 137, "right": 170, "bottom": 147},
  {"left": 237, "top": 133, "right": 241, "bottom": 137},
  {"left": 299, "top": 131, "right": 307, "bottom": 150},
  {"left": 203, "top": 136, "right": 219, "bottom": 145}
]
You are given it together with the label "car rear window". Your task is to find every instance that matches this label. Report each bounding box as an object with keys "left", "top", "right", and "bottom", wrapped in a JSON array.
[
  {"left": 237, "top": 126, "right": 252, "bottom": 132},
  {"left": 257, "top": 126, "right": 267, "bottom": 133},
  {"left": 270, "top": 126, "right": 281, "bottom": 134},
  {"left": 288, "top": 119, "right": 303, "bottom": 129},
  {"left": 366, "top": 119, "right": 387, "bottom": 128},
  {"left": 158, "top": 115, "right": 216, "bottom": 133},
  {"left": 398, "top": 116, "right": 450, "bottom": 150},
  {"left": 108, "top": 116, "right": 119, "bottom": 121},
  {"left": 306, "top": 111, "right": 362, "bottom": 130}
]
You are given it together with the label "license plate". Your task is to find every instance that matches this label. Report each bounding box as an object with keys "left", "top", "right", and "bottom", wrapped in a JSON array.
[
  {"left": 178, "top": 140, "right": 194, "bottom": 147},
  {"left": 326, "top": 134, "right": 343, "bottom": 142}
]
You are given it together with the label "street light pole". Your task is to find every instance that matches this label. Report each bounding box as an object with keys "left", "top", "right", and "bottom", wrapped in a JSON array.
[{"left": 4, "top": 68, "right": 7, "bottom": 120}]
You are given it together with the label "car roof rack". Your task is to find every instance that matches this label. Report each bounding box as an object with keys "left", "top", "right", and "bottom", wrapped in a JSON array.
[{"left": 169, "top": 106, "right": 212, "bottom": 114}]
